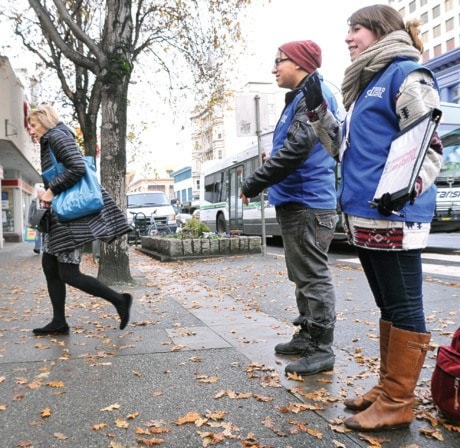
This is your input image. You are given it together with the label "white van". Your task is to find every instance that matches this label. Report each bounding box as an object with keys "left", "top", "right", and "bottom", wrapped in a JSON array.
[{"left": 126, "top": 191, "right": 177, "bottom": 239}]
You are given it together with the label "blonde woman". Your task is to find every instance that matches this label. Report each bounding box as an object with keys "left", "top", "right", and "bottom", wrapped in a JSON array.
[{"left": 28, "top": 105, "right": 132, "bottom": 335}]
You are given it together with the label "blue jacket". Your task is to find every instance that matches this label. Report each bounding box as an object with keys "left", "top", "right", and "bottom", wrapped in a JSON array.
[
  {"left": 241, "top": 74, "right": 338, "bottom": 209},
  {"left": 339, "top": 57, "right": 438, "bottom": 222}
]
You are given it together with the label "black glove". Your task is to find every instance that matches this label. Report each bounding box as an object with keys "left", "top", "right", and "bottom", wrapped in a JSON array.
[
  {"left": 377, "top": 191, "right": 416, "bottom": 216},
  {"left": 301, "top": 72, "right": 323, "bottom": 110}
]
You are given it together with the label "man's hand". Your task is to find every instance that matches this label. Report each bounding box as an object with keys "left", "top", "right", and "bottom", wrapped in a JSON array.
[
  {"left": 240, "top": 192, "right": 249, "bottom": 205},
  {"left": 302, "top": 72, "right": 323, "bottom": 111}
]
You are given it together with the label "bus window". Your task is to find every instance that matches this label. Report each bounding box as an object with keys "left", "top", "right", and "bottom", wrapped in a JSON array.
[{"left": 432, "top": 102, "right": 460, "bottom": 232}]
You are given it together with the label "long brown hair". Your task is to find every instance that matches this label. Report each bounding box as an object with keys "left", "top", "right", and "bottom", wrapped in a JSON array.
[{"left": 348, "top": 4, "right": 424, "bottom": 53}]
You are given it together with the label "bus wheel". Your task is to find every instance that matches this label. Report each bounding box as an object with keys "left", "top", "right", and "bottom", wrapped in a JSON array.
[{"left": 216, "top": 214, "right": 227, "bottom": 234}]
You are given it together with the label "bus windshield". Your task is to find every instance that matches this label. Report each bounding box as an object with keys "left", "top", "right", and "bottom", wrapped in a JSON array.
[{"left": 438, "top": 128, "right": 460, "bottom": 180}]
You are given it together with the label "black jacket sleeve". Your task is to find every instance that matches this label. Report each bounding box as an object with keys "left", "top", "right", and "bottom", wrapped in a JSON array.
[
  {"left": 41, "top": 125, "right": 87, "bottom": 195},
  {"left": 240, "top": 95, "right": 319, "bottom": 198}
]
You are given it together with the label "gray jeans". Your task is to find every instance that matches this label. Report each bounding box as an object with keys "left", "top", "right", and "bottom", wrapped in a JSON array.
[{"left": 276, "top": 203, "right": 338, "bottom": 331}]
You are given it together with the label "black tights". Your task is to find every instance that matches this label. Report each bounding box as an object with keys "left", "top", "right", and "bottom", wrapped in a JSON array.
[{"left": 41, "top": 252, "right": 122, "bottom": 325}]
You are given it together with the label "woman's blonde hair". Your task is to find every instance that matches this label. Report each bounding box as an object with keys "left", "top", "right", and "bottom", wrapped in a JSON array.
[
  {"left": 28, "top": 104, "right": 60, "bottom": 131},
  {"left": 348, "top": 4, "right": 424, "bottom": 53}
]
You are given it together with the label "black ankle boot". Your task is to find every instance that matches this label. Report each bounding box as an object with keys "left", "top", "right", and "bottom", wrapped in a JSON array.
[
  {"left": 33, "top": 322, "right": 70, "bottom": 335},
  {"left": 117, "top": 294, "right": 132, "bottom": 330}
]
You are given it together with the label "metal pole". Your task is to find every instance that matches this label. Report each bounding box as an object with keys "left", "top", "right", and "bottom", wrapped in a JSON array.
[{"left": 254, "top": 95, "right": 267, "bottom": 256}]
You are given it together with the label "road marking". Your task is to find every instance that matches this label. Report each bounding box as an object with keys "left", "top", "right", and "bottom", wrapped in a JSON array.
[{"left": 337, "top": 257, "right": 460, "bottom": 279}]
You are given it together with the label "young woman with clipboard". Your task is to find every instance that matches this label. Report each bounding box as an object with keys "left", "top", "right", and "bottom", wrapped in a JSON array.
[{"left": 302, "top": 4, "right": 443, "bottom": 432}]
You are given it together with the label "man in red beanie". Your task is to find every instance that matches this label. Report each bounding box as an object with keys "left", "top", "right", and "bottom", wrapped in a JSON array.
[{"left": 240, "top": 40, "right": 340, "bottom": 376}]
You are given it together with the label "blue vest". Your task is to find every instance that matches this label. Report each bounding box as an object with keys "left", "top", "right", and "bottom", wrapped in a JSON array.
[
  {"left": 268, "top": 82, "right": 338, "bottom": 208},
  {"left": 338, "top": 58, "right": 438, "bottom": 222}
]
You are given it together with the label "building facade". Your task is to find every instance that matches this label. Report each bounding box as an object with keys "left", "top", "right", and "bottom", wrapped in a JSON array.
[
  {"left": 0, "top": 56, "right": 41, "bottom": 248},
  {"left": 170, "top": 166, "right": 195, "bottom": 208},
  {"left": 389, "top": 0, "right": 460, "bottom": 61}
]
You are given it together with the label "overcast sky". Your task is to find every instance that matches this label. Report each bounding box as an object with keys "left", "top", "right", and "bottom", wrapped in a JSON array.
[{"left": 238, "top": 0, "right": 386, "bottom": 90}]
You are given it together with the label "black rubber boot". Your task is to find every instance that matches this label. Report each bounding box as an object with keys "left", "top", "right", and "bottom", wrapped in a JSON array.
[
  {"left": 275, "top": 328, "right": 310, "bottom": 355},
  {"left": 285, "top": 326, "right": 335, "bottom": 375}
]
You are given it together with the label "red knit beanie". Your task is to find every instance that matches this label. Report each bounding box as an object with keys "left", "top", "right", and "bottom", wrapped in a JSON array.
[{"left": 279, "top": 40, "right": 322, "bottom": 73}]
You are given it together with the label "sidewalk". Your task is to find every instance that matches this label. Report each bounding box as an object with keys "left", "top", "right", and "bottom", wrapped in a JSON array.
[{"left": 0, "top": 242, "right": 458, "bottom": 448}]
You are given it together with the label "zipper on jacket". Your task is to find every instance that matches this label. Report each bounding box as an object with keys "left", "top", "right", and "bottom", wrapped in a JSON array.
[{"left": 455, "top": 377, "right": 459, "bottom": 410}]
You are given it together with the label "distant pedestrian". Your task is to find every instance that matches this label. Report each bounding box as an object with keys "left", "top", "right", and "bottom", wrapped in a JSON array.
[
  {"left": 27, "top": 104, "right": 133, "bottom": 335},
  {"left": 305, "top": 4, "right": 443, "bottom": 431},
  {"left": 240, "top": 40, "right": 340, "bottom": 376},
  {"left": 28, "top": 186, "right": 45, "bottom": 254}
]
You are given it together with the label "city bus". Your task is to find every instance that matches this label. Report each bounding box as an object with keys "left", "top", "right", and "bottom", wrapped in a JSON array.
[
  {"left": 199, "top": 132, "right": 342, "bottom": 237},
  {"left": 432, "top": 101, "right": 460, "bottom": 232},
  {"left": 199, "top": 140, "right": 280, "bottom": 236}
]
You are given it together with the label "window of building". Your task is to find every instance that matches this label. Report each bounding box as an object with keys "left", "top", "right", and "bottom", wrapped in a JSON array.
[
  {"left": 421, "top": 30, "right": 429, "bottom": 44},
  {"left": 432, "top": 5, "right": 441, "bottom": 19},
  {"left": 451, "top": 86, "right": 460, "bottom": 103},
  {"left": 434, "top": 44, "right": 442, "bottom": 57},
  {"left": 444, "top": 0, "right": 454, "bottom": 12},
  {"left": 409, "top": 1, "right": 416, "bottom": 12},
  {"left": 433, "top": 24, "right": 441, "bottom": 38},
  {"left": 420, "top": 0, "right": 427, "bottom": 6},
  {"left": 445, "top": 17, "right": 454, "bottom": 32},
  {"left": 421, "top": 11, "right": 428, "bottom": 24},
  {"left": 446, "top": 37, "right": 455, "bottom": 51}
]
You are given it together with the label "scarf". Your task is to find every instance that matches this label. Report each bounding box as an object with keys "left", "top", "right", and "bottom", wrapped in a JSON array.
[{"left": 341, "top": 31, "right": 421, "bottom": 111}]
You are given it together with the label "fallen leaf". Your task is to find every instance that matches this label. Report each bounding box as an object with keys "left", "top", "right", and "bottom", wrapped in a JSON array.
[
  {"left": 286, "top": 372, "right": 304, "bottom": 382},
  {"left": 40, "top": 407, "right": 51, "bottom": 418},
  {"left": 115, "top": 417, "right": 129, "bottom": 429},
  {"left": 420, "top": 427, "right": 444, "bottom": 441},
  {"left": 262, "top": 416, "right": 287, "bottom": 437},
  {"left": 206, "top": 410, "right": 226, "bottom": 421},
  {"left": 196, "top": 375, "right": 219, "bottom": 384},
  {"left": 306, "top": 428, "right": 323, "bottom": 439},
  {"left": 197, "top": 431, "right": 225, "bottom": 446},
  {"left": 176, "top": 411, "right": 201, "bottom": 425},
  {"left": 53, "top": 433, "right": 68, "bottom": 440},
  {"left": 135, "top": 437, "right": 164, "bottom": 446},
  {"left": 101, "top": 403, "right": 121, "bottom": 411}
]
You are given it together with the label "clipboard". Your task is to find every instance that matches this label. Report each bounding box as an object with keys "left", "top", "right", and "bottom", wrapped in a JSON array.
[{"left": 372, "top": 108, "right": 442, "bottom": 203}]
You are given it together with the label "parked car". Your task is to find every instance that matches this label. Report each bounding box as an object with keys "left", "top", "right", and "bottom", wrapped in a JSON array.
[{"left": 126, "top": 191, "right": 177, "bottom": 242}]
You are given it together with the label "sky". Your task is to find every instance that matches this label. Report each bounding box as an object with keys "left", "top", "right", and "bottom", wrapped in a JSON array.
[{"left": 238, "top": 0, "right": 386, "bottom": 90}]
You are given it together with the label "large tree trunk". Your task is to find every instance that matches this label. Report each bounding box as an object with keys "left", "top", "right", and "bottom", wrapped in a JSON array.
[
  {"left": 97, "top": 0, "right": 133, "bottom": 284},
  {"left": 98, "top": 79, "right": 132, "bottom": 283}
]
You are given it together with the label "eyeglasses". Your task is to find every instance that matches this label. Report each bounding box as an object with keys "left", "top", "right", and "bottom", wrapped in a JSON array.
[{"left": 274, "top": 57, "right": 290, "bottom": 67}]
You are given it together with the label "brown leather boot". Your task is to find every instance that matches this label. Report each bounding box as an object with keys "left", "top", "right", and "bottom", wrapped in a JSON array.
[
  {"left": 344, "top": 327, "right": 433, "bottom": 431},
  {"left": 344, "top": 319, "right": 391, "bottom": 411}
]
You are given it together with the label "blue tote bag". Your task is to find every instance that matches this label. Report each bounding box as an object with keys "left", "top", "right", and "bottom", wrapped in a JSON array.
[{"left": 42, "top": 149, "right": 104, "bottom": 222}]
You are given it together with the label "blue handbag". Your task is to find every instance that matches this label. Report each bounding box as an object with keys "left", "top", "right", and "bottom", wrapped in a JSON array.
[{"left": 42, "top": 148, "right": 104, "bottom": 222}]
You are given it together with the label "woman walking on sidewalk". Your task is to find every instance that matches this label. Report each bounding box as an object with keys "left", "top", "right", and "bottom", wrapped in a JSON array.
[
  {"left": 28, "top": 105, "right": 132, "bottom": 335},
  {"left": 303, "top": 4, "right": 442, "bottom": 431}
]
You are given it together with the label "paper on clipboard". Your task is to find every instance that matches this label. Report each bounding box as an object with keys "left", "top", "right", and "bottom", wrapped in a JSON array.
[{"left": 373, "top": 108, "right": 442, "bottom": 202}]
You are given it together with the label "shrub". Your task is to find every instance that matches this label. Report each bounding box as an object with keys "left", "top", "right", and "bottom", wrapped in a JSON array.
[{"left": 180, "top": 217, "right": 210, "bottom": 239}]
